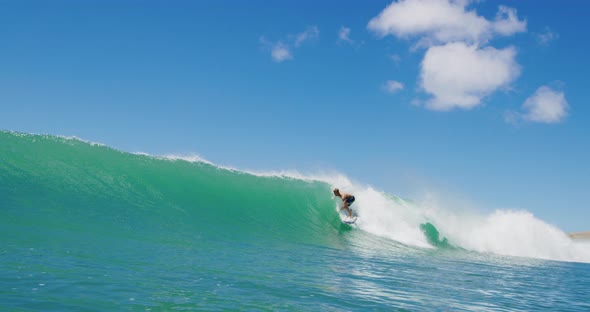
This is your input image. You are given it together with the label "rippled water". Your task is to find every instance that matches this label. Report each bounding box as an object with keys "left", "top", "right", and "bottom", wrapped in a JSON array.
[{"left": 3, "top": 230, "right": 589, "bottom": 311}]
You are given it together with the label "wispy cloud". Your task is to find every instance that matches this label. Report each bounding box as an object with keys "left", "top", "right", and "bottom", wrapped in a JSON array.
[
  {"left": 493, "top": 6, "right": 527, "bottom": 36},
  {"left": 536, "top": 28, "right": 559, "bottom": 46},
  {"left": 260, "top": 37, "right": 293, "bottom": 63},
  {"left": 270, "top": 42, "right": 292, "bottom": 62},
  {"left": 261, "top": 26, "right": 319, "bottom": 62},
  {"left": 389, "top": 54, "right": 402, "bottom": 66},
  {"left": 384, "top": 80, "right": 405, "bottom": 93},
  {"left": 338, "top": 26, "right": 353, "bottom": 43},
  {"left": 294, "top": 26, "right": 320, "bottom": 47}
]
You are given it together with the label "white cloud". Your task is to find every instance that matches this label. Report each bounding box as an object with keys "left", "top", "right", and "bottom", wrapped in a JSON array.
[
  {"left": 260, "top": 26, "right": 319, "bottom": 62},
  {"left": 492, "top": 6, "right": 527, "bottom": 36},
  {"left": 294, "top": 26, "right": 320, "bottom": 47},
  {"left": 384, "top": 80, "right": 405, "bottom": 93},
  {"left": 271, "top": 42, "right": 292, "bottom": 62},
  {"left": 521, "top": 86, "right": 568, "bottom": 123},
  {"left": 367, "top": 0, "right": 532, "bottom": 115},
  {"left": 420, "top": 42, "right": 520, "bottom": 111},
  {"left": 536, "top": 28, "right": 559, "bottom": 45},
  {"left": 339, "top": 26, "right": 353, "bottom": 43},
  {"left": 367, "top": 0, "right": 526, "bottom": 46}
]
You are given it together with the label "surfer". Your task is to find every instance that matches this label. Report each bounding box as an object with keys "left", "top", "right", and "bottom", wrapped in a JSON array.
[{"left": 333, "top": 188, "right": 355, "bottom": 217}]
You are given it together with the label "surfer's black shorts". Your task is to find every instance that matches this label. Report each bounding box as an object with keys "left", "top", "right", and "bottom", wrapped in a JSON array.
[{"left": 346, "top": 196, "right": 355, "bottom": 205}]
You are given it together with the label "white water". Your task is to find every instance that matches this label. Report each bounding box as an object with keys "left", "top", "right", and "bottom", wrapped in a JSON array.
[{"left": 341, "top": 184, "right": 590, "bottom": 263}]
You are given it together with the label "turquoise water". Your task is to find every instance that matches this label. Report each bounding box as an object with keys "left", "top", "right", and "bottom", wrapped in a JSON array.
[{"left": 1, "top": 131, "right": 589, "bottom": 311}]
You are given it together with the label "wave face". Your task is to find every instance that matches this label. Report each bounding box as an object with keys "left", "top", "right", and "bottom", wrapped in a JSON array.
[
  {"left": 1, "top": 130, "right": 589, "bottom": 264},
  {"left": 0, "top": 131, "right": 341, "bottom": 250}
]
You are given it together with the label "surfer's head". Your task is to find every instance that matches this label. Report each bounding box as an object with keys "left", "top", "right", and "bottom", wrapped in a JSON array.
[{"left": 332, "top": 188, "right": 341, "bottom": 197}]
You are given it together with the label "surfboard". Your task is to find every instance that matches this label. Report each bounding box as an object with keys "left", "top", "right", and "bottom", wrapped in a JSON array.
[
  {"left": 341, "top": 215, "right": 358, "bottom": 225},
  {"left": 339, "top": 209, "right": 358, "bottom": 225}
]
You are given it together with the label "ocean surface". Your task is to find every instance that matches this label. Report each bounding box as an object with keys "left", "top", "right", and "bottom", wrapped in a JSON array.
[{"left": 1, "top": 131, "right": 589, "bottom": 311}]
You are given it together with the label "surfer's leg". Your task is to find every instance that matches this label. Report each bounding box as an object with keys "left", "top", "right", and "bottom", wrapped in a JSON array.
[{"left": 342, "top": 203, "right": 353, "bottom": 217}]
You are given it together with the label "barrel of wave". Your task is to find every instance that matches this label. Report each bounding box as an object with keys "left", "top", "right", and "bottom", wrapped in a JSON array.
[{"left": 333, "top": 185, "right": 433, "bottom": 248}]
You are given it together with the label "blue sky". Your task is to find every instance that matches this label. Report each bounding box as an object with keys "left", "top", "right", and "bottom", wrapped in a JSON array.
[{"left": 1, "top": 0, "right": 588, "bottom": 231}]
